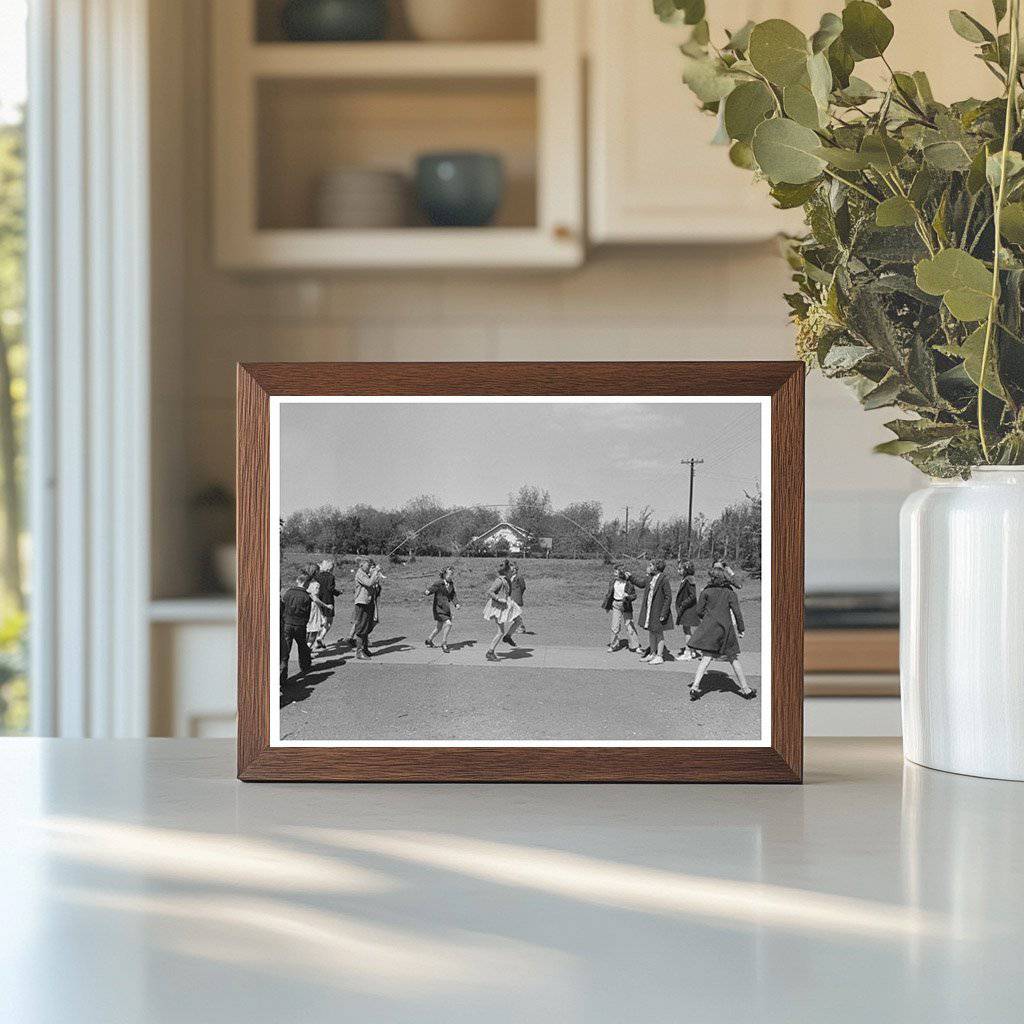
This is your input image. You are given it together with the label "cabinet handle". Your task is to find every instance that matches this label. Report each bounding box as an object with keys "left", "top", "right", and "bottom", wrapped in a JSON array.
[{"left": 553, "top": 224, "right": 574, "bottom": 241}]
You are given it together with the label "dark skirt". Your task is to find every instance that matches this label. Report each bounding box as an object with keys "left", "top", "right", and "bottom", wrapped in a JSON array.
[{"left": 688, "top": 618, "right": 740, "bottom": 660}]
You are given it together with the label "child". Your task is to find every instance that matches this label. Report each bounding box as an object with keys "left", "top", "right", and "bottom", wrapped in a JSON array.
[
  {"left": 305, "top": 577, "right": 332, "bottom": 652},
  {"left": 351, "top": 558, "right": 384, "bottom": 660},
  {"left": 631, "top": 559, "right": 674, "bottom": 665},
  {"left": 424, "top": 566, "right": 460, "bottom": 653},
  {"left": 483, "top": 560, "right": 522, "bottom": 661},
  {"left": 601, "top": 566, "right": 640, "bottom": 652},
  {"left": 280, "top": 572, "right": 313, "bottom": 689},
  {"left": 674, "top": 561, "right": 699, "bottom": 659},
  {"left": 687, "top": 563, "right": 756, "bottom": 701}
]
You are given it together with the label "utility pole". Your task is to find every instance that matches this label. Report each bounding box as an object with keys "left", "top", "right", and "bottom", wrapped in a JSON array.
[
  {"left": 622, "top": 505, "right": 629, "bottom": 542},
  {"left": 680, "top": 457, "right": 704, "bottom": 557}
]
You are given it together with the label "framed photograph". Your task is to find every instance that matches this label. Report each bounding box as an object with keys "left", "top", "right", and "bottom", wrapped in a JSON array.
[{"left": 237, "top": 362, "right": 804, "bottom": 782}]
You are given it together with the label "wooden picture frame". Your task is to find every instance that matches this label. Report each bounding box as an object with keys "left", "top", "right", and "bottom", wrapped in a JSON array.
[{"left": 237, "top": 362, "right": 804, "bottom": 782}]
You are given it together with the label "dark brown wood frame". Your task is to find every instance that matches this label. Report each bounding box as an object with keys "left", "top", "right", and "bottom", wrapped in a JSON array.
[{"left": 237, "top": 362, "right": 804, "bottom": 782}]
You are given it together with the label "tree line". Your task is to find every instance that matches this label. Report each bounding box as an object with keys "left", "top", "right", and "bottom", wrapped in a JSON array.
[{"left": 281, "top": 483, "right": 761, "bottom": 571}]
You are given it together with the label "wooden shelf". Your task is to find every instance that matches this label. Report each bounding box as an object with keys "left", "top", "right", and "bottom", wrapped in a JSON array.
[
  {"left": 218, "top": 227, "right": 579, "bottom": 270},
  {"left": 249, "top": 42, "right": 545, "bottom": 79},
  {"left": 212, "top": 0, "right": 583, "bottom": 269}
]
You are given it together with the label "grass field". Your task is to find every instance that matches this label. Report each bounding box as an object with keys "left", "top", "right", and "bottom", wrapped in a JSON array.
[{"left": 281, "top": 549, "right": 763, "bottom": 652}]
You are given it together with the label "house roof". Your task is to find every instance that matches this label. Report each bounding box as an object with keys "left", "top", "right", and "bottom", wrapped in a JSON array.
[{"left": 472, "top": 521, "right": 530, "bottom": 543}]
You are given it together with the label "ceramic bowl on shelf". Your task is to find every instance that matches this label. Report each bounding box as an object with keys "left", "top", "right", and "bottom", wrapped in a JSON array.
[
  {"left": 414, "top": 152, "right": 504, "bottom": 227},
  {"left": 280, "top": 0, "right": 388, "bottom": 42},
  {"left": 403, "top": 0, "right": 534, "bottom": 42},
  {"left": 314, "top": 167, "right": 409, "bottom": 228}
]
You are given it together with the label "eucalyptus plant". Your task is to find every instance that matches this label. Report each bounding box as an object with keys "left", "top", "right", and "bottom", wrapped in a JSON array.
[{"left": 659, "top": 0, "right": 1024, "bottom": 475}]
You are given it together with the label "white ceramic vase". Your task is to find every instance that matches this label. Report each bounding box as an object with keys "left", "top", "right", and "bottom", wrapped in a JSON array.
[{"left": 900, "top": 467, "right": 1024, "bottom": 780}]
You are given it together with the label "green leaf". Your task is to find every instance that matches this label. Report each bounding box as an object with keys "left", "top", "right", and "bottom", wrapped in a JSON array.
[
  {"left": 654, "top": 0, "right": 705, "bottom": 25},
  {"left": 912, "top": 71, "right": 935, "bottom": 105},
  {"left": 827, "top": 35, "right": 855, "bottom": 89},
  {"left": 724, "top": 20, "right": 755, "bottom": 53},
  {"left": 909, "top": 165, "right": 936, "bottom": 205},
  {"left": 748, "top": 19, "right": 810, "bottom": 87},
  {"left": 836, "top": 75, "right": 877, "bottom": 104},
  {"left": 948, "top": 10, "right": 993, "bottom": 44},
  {"left": 884, "top": 418, "right": 963, "bottom": 443},
  {"left": 874, "top": 439, "right": 921, "bottom": 455},
  {"left": 923, "top": 141, "right": 973, "bottom": 171},
  {"left": 728, "top": 140, "right": 758, "bottom": 169},
  {"left": 814, "top": 145, "right": 872, "bottom": 170},
  {"left": 842, "top": 1, "right": 894, "bottom": 60},
  {"left": 967, "top": 143, "right": 993, "bottom": 193},
  {"left": 915, "top": 249, "right": 994, "bottom": 321},
  {"left": 770, "top": 179, "right": 820, "bottom": 209},
  {"left": 752, "top": 117, "right": 827, "bottom": 184},
  {"left": 862, "top": 374, "right": 902, "bottom": 410},
  {"left": 994, "top": 0, "right": 1008, "bottom": 24},
  {"left": 723, "top": 81, "right": 775, "bottom": 143},
  {"left": 807, "top": 51, "right": 833, "bottom": 110},
  {"left": 958, "top": 325, "right": 1006, "bottom": 398},
  {"left": 1000, "top": 202, "right": 1024, "bottom": 242},
  {"left": 860, "top": 133, "right": 905, "bottom": 173},
  {"left": 875, "top": 196, "right": 918, "bottom": 228},
  {"left": 986, "top": 150, "right": 1024, "bottom": 190},
  {"left": 783, "top": 83, "right": 822, "bottom": 128},
  {"left": 681, "top": 55, "right": 737, "bottom": 103},
  {"left": 810, "top": 12, "right": 843, "bottom": 54}
]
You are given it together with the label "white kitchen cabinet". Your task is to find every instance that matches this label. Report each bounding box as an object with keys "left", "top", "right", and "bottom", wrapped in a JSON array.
[
  {"left": 211, "top": 0, "right": 584, "bottom": 269},
  {"left": 588, "top": 1, "right": 815, "bottom": 243},
  {"left": 587, "top": 0, "right": 999, "bottom": 244}
]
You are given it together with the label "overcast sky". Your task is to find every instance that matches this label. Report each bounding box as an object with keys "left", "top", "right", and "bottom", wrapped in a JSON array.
[{"left": 278, "top": 399, "right": 762, "bottom": 524}]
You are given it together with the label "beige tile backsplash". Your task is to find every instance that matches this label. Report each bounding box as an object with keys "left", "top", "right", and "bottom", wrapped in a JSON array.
[{"left": 152, "top": 0, "right": 919, "bottom": 597}]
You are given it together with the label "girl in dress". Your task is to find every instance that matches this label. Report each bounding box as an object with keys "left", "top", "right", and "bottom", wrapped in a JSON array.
[
  {"left": 674, "top": 561, "right": 699, "bottom": 659},
  {"left": 424, "top": 566, "right": 460, "bottom": 653},
  {"left": 305, "top": 577, "right": 332, "bottom": 652},
  {"left": 483, "top": 560, "right": 522, "bottom": 661},
  {"left": 686, "top": 563, "right": 757, "bottom": 701}
]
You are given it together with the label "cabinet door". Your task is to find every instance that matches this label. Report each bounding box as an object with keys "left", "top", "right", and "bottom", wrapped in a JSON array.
[
  {"left": 588, "top": 1, "right": 814, "bottom": 243},
  {"left": 588, "top": 1, "right": 1002, "bottom": 245}
]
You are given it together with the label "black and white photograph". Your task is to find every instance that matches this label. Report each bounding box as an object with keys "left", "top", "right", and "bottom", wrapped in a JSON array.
[{"left": 271, "top": 396, "right": 770, "bottom": 746}]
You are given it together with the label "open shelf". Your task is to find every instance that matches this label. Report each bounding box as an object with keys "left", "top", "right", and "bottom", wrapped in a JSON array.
[
  {"left": 213, "top": 0, "right": 581, "bottom": 268},
  {"left": 254, "top": 0, "right": 538, "bottom": 45},
  {"left": 257, "top": 76, "right": 537, "bottom": 232}
]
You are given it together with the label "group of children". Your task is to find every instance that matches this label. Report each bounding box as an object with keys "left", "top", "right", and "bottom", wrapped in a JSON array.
[
  {"left": 282, "top": 554, "right": 755, "bottom": 703},
  {"left": 279, "top": 556, "right": 387, "bottom": 688},
  {"left": 602, "top": 559, "right": 756, "bottom": 701}
]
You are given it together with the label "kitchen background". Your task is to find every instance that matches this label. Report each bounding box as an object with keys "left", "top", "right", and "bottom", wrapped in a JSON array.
[{"left": 146, "top": 0, "right": 992, "bottom": 738}]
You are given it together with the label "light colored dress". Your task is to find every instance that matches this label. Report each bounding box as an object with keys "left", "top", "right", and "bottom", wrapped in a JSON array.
[
  {"left": 483, "top": 575, "right": 522, "bottom": 626},
  {"left": 306, "top": 580, "right": 326, "bottom": 634}
]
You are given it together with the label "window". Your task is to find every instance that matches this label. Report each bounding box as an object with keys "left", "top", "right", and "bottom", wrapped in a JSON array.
[{"left": 0, "top": 0, "right": 28, "bottom": 734}]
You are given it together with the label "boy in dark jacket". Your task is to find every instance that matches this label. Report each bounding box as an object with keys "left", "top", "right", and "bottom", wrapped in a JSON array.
[
  {"left": 602, "top": 566, "right": 640, "bottom": 652},
  {"left": 280, "top": 573, "right": 313, "bottom": 688}
]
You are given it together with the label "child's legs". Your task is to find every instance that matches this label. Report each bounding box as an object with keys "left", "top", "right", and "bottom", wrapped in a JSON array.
[
  {"left": 691, "top": 655, "right": 713, "bottom": 690},
  {"left": 439, "top": 619, "right": 453, "bottom": 645},
  {"left": 427, "top": 619, "right": 442, "bottom": 642},
  {"left": 624, "top": 616, "right": 640, "bottom": 650},
  {"left": 610, "top": 607, "right": 623, "bottom": 644},
  {"left": 728, "top": 657, "right": 752, "bottom": 693}
]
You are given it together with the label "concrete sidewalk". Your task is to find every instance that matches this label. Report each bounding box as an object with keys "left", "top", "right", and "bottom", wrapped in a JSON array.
[{"left": 314, "top": 637, "right": 762, "bottom": 677}]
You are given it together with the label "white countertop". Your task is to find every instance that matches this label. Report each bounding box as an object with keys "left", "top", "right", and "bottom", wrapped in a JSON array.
[{"left": 1, "top": 738, "right": 1021, "bottom": 1023}]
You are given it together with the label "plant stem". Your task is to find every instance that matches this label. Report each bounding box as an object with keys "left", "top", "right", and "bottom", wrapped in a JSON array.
[
  {"left": 821, "top": 167, "right": 879, "bottom": 203},
  {"left": 979, "top": 0, "right": 1021, "bottom": 463}
]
